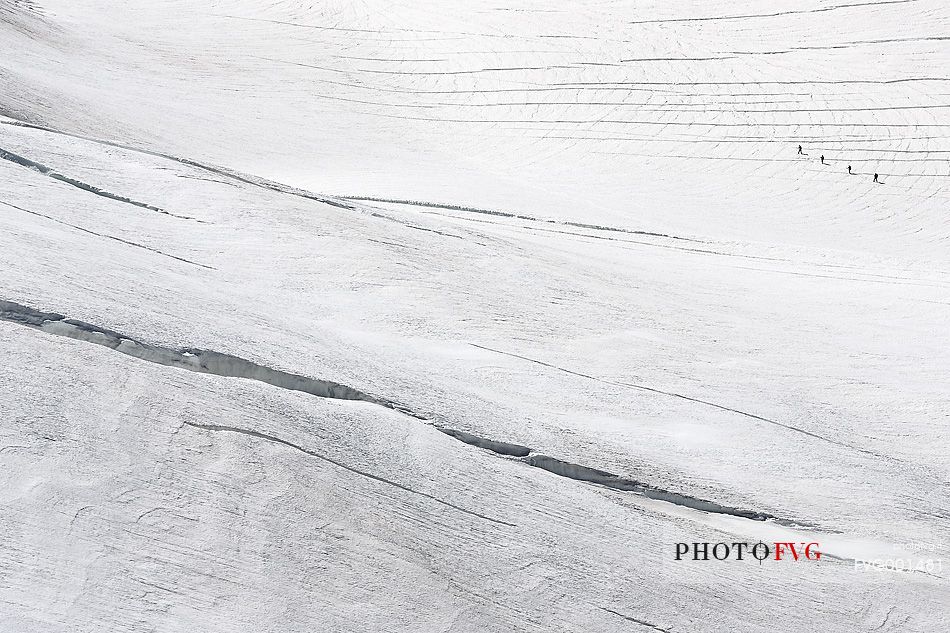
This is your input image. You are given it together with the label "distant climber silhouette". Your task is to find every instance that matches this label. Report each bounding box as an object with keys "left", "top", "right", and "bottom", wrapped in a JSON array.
[
  {"left": 820, "top": 155, "right": 825, "bottom": 164},
  {"left": 798, "top": 145, "right": 803, "bottom": 155},
  {"left": 873, "top": 173, "right": 879, "bottom": 183},
  {"left": 847, "top": 165, "right": 852, "bottom": 175}
]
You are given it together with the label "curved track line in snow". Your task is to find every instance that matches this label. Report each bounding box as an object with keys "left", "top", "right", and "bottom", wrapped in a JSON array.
[
  {"left": 181, "top": 422, "right": 515, "bottom": 527},
  {"left": 627, "top": 0, "right": 917, "bottom": 24},
  {"left": 0, "top": 200, "right": 214, "bottom": 269},
  {"left": 628, "top": 0, "right": 919, "bottom": 25},
  {"left": 468, "top": 343, "right": 887, "bottom": 460},
  {"left": 0, "top": 147, "right": 197, "bottom": 221},
  {"left": 337, "top": 111, "right": 950, "bottom": 128},
  {"left": 0, "top": 120, "right": 456, "bottom": 237},
  {"left": 339, "top": 196, "right": 699, "bottom": 242},
  {"left": 0, "top": 119, "right": 357, "bottom": 213},
  {"left": 601, "top": 608, "right": 672, "bottom": 632},
  {"left": 0, "top": 119, "right": 457, "bottom": 237}
]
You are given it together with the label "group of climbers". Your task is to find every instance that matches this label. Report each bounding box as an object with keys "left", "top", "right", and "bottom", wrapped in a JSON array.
[{"left": 798, "top": 145, "right": 878, "bottom": 183}]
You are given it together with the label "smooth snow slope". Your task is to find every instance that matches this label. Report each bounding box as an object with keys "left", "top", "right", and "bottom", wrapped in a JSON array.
[{"left": 1, "top": 1, "right": 949, "bottom": 631}]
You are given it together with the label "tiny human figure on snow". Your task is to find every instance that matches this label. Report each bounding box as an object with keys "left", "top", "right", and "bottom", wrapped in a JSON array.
[
  {"left": 873, "top": 173, "right": 879, "bottom": 183},
  {"left": 820, "top": 155, "right": 825, "bottom": 164},
  {"left": 798, "top": 145, "right": 803, "bottom": 155},
  {"left": 848, "top": 165, "right": 852, "bottom": 174}
]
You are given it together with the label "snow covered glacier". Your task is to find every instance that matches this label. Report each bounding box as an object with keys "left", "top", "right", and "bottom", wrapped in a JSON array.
[{"left": 1, "top": 1, "right": 949, "bottom": 631}]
